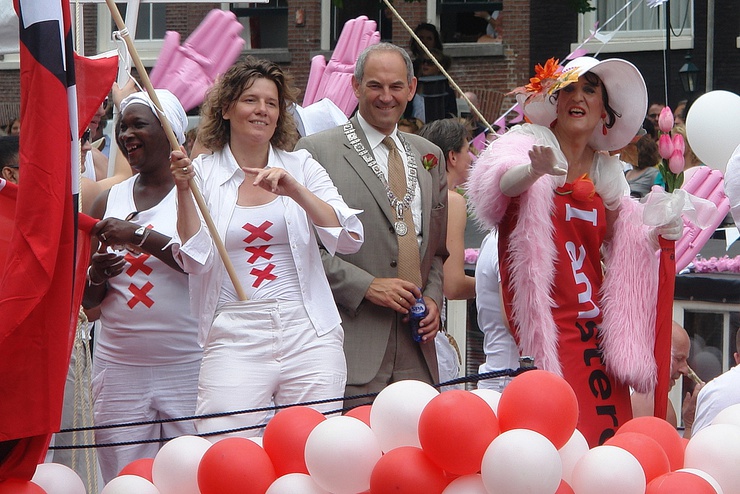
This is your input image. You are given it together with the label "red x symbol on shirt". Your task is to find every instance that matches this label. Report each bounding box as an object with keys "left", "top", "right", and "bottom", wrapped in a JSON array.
[
  {"left": 245, "top": 245, "right": 273, "bottom": 264},
  {"left": 127, "top": 281, "right": 154, "bottom": 309},
  {"left": 125, "top": 252, "right": 153, "bottom": 277},
  {"left": 243, "top": 221, "right": 273, "bottom": 243},
  {"left": 250, "top": 264, "right": 277, "bottom": 288}
]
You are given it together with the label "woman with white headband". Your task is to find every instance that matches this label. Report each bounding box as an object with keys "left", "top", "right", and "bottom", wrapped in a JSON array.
[
  {"left": 83, "top": 89, "right": 201, "bottom": 482},
  {"left": 467, "top": 57, "right": 683, "bottom": 447}
]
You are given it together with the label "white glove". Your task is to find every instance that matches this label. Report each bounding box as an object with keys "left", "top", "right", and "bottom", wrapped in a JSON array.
[
  {"left": 649, "top": 215, "right": 684, "bottom": 248},
  {"left": 500, "top": 146, "right": 566, "bottom": 197}
]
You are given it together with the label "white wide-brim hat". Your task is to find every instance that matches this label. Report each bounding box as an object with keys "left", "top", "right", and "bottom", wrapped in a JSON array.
[{"left": 520, "top": 56, "right": 648, "bottom": 151}]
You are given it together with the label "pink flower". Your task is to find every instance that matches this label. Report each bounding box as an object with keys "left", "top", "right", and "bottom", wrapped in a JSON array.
[
  {"left": 464, "top": 248, "right": 480, "bottom": 264},
  {"left": 658, "top": 134, "right": 674, "bottom": 160},
  {"left": 672, "top": 133, "right": 685, "bottom": 155},
  {"left": 658, "top": 106, "right": 674, "bottom": 134},
  {"left": 669, "top": 149, "right": 685, "bottom": 174}
]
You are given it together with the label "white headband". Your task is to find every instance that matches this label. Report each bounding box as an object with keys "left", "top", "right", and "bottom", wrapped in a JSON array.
[{"left": 120, "top": 89, "right": 188, "bottom": 145}]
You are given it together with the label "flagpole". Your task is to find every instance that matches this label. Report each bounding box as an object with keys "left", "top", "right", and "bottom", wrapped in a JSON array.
[{"left": 103, "top": 0, "right": 248, "bottom": 301}]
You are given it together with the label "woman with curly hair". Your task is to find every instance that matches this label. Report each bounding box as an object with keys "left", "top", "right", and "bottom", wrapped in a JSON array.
[{"left": 169, "top": 57, "right": 364, "bottom": 437}]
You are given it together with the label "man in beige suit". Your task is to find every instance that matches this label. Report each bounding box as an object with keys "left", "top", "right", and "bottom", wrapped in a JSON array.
[{"left": 296, "top": 43, "right": 448, "bottom": 405}]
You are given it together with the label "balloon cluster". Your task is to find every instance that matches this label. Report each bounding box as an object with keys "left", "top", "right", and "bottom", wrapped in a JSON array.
[{"left": 18, "top": 371, "right": 740, "bottom": 493}]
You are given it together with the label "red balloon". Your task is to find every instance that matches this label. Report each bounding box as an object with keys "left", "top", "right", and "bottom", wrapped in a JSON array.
[
  {"left": 369, "top": 447, "right": 448, "bottom": 494},
  {"left": 262, "top": 406, "right": 325, "bottom": 476},
  {"left": 605, "top": 432, "right": 670, "bottom": 483},
  {"left": 0, "top": 479, "right": 46, "bottom": 493},
  {"left": 418, "top": 390, "right": 499, "bottom": 475},
  {"left": 496, "top": 370, "right": 578, "bottom": 449},
  {"left": 616, "top": 416, "right": 684, "bottom": 471},
  {"left": 646, "top": 471, "right": 716, "bottom": 494},
  {"left": 556, "top": 479, "right": 575, "bottom": 494},
  {"left": 197, "top": 437, "right": 276, "bottom": 494},
  {"left": 118, "top": 457, "right": 154, "bottom": 482},
  {"left": 346, "top": 405, "right": 372, "bottom": 427}
]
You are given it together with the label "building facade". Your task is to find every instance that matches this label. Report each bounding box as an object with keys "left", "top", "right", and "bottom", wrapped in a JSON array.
[{"left": 0, "top": 1, "right": 738, "bottom": 129}]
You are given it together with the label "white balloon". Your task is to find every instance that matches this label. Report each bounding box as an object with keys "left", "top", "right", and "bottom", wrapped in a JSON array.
[
  {"left": 152, "top": 435, "right": 212, "bottom": 494},
  {"left": 677, "top": 468, "right": 724, "bottom": 494},
  {"left": 685, "top": 90, "right": 740, "bottom": 173},
  {"left": 369, "top": 380, "right": 438, "bottom": 452},
  {"left": 102, "top": 475, "right": 161, "bottom": 494},
  {"left": 266, "top": 473, "right": 329, "bottom": 494},
  {"left": 571, "top": 445, "right": 645, "bottom": 494},
  {"left": 442, "top": 474, "right": 487, "bottom": 494},
  {"left": 684, "top": 423, "right": 740, "bottom": 494},
  {"left": 711, "top": 403, "right": 740, "bottom": 429},
  {"left": 305, "top": 416, "right": 383, "bottom": 494},
  {"left": 32, "top": 463, "right": 85, "bottom": 494},
  {"left": 481, "top": 429, "right": 562, "bottom": 494},
  {"left": 558, "top": 428, "right": 589, "bottom": 486},
  {"left": 470, "top": 388, "right": 502, "bottom": 414}
]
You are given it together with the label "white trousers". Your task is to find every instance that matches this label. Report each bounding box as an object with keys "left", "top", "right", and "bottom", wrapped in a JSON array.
[
  {"left": 195, "top": 299, "right": 346, "bottom": 439},
  {"left": 92, "top": 357, "right": 200, "bottom": 483}
]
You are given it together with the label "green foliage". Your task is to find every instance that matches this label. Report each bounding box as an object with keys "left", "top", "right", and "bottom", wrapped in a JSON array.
[
  {"left": 568, "top": 0, "right": 595, "bottom": 14},
  {"left": 658, "top": 161, "right": 684, "bottom": 193}
]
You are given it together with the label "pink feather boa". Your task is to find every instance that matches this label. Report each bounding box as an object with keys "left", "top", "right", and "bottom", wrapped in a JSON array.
[{"left": 467, "top": 129, "right": 658, "bottom": 393}]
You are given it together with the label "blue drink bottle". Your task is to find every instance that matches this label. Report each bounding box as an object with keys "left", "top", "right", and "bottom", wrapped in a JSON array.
[{"left": 409, "top": 296, "right": 427, "bottom": 342}]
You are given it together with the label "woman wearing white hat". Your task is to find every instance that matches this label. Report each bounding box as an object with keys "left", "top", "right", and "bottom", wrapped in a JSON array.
[
  {"left": 467, "top": 57, "right": 682, "bottom": 447},
  {"left": 84, "top": 90, "right": 202, "bottom": 482}
]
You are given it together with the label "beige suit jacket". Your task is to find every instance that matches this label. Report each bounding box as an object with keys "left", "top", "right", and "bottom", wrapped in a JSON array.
[{"left": 296, "top": 116, "right": 448, "bottom": 385}]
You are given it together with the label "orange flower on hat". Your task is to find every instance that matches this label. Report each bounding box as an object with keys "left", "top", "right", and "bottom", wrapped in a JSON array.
[
  {"left": 526, "top": 58, "right": 562, "bottom": 93},
  {"left": 510, "top": 58, "right": 580, "bottom": 101}
]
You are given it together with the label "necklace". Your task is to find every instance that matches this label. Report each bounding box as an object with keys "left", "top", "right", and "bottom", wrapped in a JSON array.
[{"left": 343, "top": 122, "right": 417, "bottom": 236}]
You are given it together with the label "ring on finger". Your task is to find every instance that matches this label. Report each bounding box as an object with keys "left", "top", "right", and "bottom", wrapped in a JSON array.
[
  {"left": 182, "top": 166, "right": 188, "bottom": 173},
  {"left": 100, "top": 232, "right": 107, "bottom": 242}
]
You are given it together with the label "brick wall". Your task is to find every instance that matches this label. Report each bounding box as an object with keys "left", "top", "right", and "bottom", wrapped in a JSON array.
[
  {"left": 286, "top": 0, "right": 323, "bottom": 97},
  {"left": 447, "top": 0, "right": 531, "bottom": 113}
]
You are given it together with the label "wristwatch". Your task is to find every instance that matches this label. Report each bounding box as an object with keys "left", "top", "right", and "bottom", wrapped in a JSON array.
[{"left": 133, "top": 225, "right": 151, "bottom": 247}]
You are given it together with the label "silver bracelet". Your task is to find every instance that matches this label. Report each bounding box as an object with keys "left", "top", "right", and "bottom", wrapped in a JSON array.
[
  {"left": 87, "top": 265, "right": 106, "bottom": 286},
  {"left": 135, "top": 227, "right": 152, "bottom": 247}
]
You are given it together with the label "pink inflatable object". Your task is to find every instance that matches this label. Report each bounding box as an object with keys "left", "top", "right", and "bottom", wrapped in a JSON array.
[
  {"left": 302, "top": 16, "right": 380, "bottom": 117},
  {"left": 675, "top": 166, "right": 731, "bottom": 272},
  {"left": 149, "top": 10, "right": 245, "bottom": 111}
]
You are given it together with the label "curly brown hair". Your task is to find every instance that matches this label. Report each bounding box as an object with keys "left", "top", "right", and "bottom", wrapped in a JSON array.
[{"left": 197, "top": 57, "right": 299, "bottom": 151}]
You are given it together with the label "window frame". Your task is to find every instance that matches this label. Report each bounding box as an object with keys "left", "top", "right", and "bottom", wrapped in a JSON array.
[{"left": 573, "top": 0, "right": 694, "bottom": 54}]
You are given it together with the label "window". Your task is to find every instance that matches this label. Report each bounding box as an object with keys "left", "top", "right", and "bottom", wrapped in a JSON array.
[
  {"left": 576, "top": 0, "right": 693, "bottom": 53},
  {"left": 230, "top": 1, "right": 288, "bottom": 49},
  {"left": 329, "top": 0, "right": 390, "bottom": 48},
  {"left": 437, "top": 1, "right": 503, "bottom": 44},
  {"left": 97, "top": 2, "right": 168, "bottom": 63},
  {"left": 116, "top": 3, "right": 167, "bottom": 41}
]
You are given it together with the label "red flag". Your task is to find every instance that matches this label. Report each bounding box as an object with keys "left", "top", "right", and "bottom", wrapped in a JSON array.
[
  {"left": 74, "top": 51, "right": 118, "bottom": 138},
  {"left": 0, "top": 179, "right": 16, "bottom": 268},
  {"left": 653, "top": 237, "right": 676, "bottom": 420},
  {"left": 0, "top": 0, "right": 95, "bottom": 479}
]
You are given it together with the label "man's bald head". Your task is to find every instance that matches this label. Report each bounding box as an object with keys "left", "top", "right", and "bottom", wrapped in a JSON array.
[{"left": 670, "top": 321, "right": 691, "bottom": 387}]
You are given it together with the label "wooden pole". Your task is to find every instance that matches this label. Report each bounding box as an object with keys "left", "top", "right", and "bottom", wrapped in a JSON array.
[
  {"left": 381, "top": 0, "right": 496, "bottom": 135},
  {"left": 104, "top": 0, "right": 248, "bottom": 301}
]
